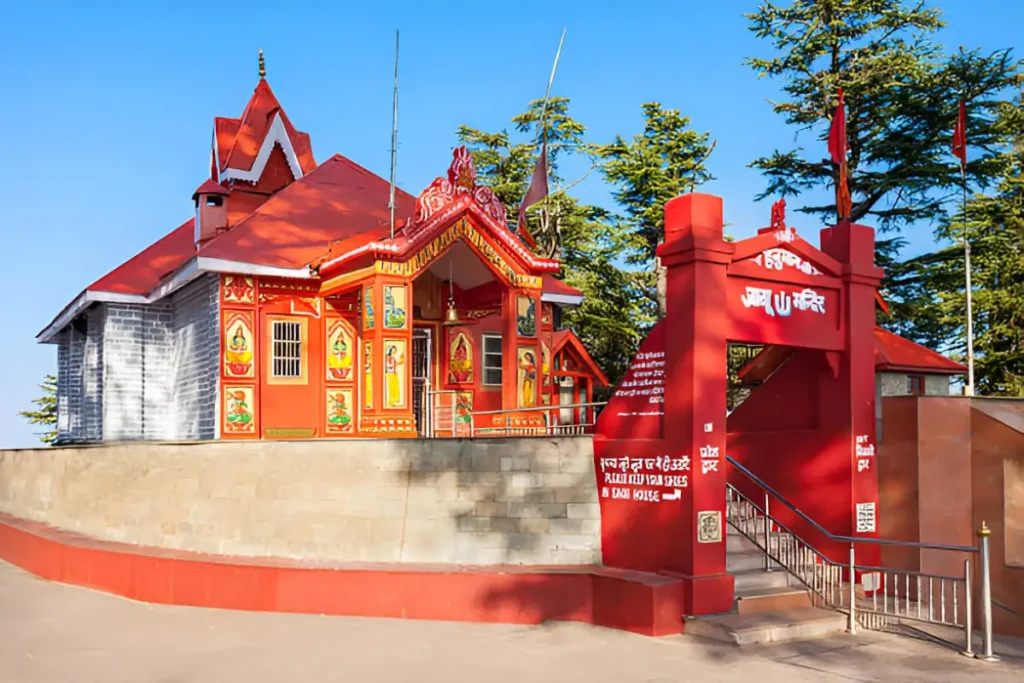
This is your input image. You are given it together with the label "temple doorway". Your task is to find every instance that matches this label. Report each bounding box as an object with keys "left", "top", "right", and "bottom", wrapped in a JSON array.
[{"left": 412, "top": 327, "right": 433, "bottom": 435}]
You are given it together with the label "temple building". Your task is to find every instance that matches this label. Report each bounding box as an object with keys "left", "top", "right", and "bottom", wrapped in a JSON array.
[{"left": 39, "top": 62, "right": 607, "bottom": 443}]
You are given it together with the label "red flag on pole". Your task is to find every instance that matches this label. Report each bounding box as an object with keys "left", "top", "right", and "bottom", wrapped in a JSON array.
[
  {"left": 952, "top": 99, "right": 967, "bottom": 173},
  {"left": 828, "top": 88, "right": 852, "bottom": 221},
  {"left": 828, "top": 88, "right": 847, "bottom": 165},
  {"left": 517, "top": 140, "right": 548, "bottom": 250}
]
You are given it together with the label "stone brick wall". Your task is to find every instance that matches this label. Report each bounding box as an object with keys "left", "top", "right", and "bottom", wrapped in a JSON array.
[
  {"left": 82, "top": 306, "right": 105, "bottom": 441},
  {"left": 102, "top": 303, "right": 174, "bottom": 441},
  {"left": 50, "top": 273, "right": 221, "bottom": 443},
  {"left": 0, "top": 438, "right": 601, "bottom": 566},
  {"left": 879, "top": 371, "right": 953, "bottom": 397},
  {"left": 56, "top": 326, "right": 85, "bottom": 443},
  {"left": 170, "top": 274, "right": 219, "bottom": 440}
]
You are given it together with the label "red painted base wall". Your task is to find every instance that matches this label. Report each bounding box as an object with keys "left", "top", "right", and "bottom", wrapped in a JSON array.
[{"left": 0, "top": 514, "right": 687, "bottom": 637}]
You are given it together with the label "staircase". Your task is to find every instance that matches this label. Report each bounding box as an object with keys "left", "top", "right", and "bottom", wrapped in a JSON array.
[{"left": 685, "top": 522, "right": 847, "bottom": 645}]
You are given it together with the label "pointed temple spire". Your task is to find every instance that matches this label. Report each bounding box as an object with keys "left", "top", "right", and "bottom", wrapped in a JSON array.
[{"left": 259, "top": 49, "right": 266, "bottom": 79}]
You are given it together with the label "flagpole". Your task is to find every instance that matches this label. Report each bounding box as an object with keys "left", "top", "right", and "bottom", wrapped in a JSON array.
[
  {"left": 539, "top": 29, "right": 566, "bottom": 224},
  {"left": 962, "top": 163, "right": 975, "bottom": 396},
  {"left": 539, "top": 29, "right": 567, "bottom": 129},
  {"left": 389, "top": 29, "right": 400, "bottom": 240}
]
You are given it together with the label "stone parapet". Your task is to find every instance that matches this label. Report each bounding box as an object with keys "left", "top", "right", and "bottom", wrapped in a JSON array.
[{"left": 0, "top": 437, "right": 600, "bottom": 566}]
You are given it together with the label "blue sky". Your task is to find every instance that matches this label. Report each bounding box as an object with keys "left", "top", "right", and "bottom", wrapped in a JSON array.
[{"left": 0, "top": 1, "right": 1020, "bottom": 448}]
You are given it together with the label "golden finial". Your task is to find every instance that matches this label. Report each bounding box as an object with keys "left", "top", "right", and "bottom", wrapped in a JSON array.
[
  {"left": 978, "top": 521, "right": 991, "bottom": 537},
  {"left": 258, "top": 49, "right": 266, "bottom": 79}
]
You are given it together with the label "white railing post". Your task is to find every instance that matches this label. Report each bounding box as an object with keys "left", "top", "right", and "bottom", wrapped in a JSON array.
[
  {"left": 848, "top": 543, "right": 857, "bottom": 634},
  {"left": 962, "top": 558, "right": 974, "bottom": 657},
  {"left": 764, "top": 492, "right": 772, "bottom": 572},
  {"left": 977, "top": 522, "right": 998, "bottom": 662},
  {"left": 450, "top": 392, "right": 456, "bottom": 437}
]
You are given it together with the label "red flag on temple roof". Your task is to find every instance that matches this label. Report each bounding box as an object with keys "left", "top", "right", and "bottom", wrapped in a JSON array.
[
  {"left": 517, "top": 140, "right": 548, "bottom": 250},
  {"left": 828, "top": 88, "right": 847, "bottom": 165},
  {"left": 828, "top": 88, "right": 852, "bottom": 222},
  {"left": 952, "top": 99, "right": 967, "bottom": 173}
]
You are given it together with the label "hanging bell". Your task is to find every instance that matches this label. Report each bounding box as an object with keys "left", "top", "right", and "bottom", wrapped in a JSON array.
[{"left": 443, "top": 296, "right": 459, "bottom": 325}]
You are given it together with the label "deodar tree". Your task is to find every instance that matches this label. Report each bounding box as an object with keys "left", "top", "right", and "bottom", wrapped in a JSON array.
[{"left": 745, "top": 0, "right": 1017, "bottom": 264}]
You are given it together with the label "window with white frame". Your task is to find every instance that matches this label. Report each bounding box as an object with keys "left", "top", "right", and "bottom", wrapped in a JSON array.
[
  {"left": 482, "top": 334, "right": 502, "bottom": 386},
  {"left": 271, "top": 320, "right": 303, "bottom": 378}
]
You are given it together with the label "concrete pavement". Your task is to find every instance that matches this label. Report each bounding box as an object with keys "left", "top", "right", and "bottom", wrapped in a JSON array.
[{"left": 0, "top": 561, "right": 1020, "bottom": 682}]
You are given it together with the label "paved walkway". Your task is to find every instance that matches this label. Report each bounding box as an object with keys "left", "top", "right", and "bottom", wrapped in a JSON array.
[{"left": 1, "top": 562, "right": 1021, "bottom": 682}]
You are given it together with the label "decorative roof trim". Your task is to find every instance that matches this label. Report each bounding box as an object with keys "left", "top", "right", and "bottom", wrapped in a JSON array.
[
  {"left": 211, "top": 126, "right": 221, "bottom": 183},
  {"left": 37, "top": 256, "right": 312, "bottom": 344},
  {"left": 541, "top": 293, "right": 583, "bottom": 306},
  {"left": 219, "top": 112, "right": 303, "bottom": 184}
]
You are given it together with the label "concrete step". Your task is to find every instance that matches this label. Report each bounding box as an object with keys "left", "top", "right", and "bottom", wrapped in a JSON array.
[
  {"left": 735, "top": 585, "right": 813, "bottom": 614},
  {"left": 685, "top": 607, "right": 846, "bottom": 646},
  {"left": 726, "top": 549, "right": 782, "bottom": 572},
  {"left": 731, "top": 568, "right": 794, "bottom": 592}
]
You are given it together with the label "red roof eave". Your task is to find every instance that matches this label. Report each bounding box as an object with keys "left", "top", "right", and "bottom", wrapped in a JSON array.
[
  {"left": 552, "top": 330, "right": 610, "bottom": 387},
  {"left": 317, "top": 197, "right": 560, "bottom": 281}
]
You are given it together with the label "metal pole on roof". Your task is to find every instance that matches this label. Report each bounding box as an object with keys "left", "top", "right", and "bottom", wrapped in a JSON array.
[{"left": 389, "top": 30, "right": 400, "bottom": 240}]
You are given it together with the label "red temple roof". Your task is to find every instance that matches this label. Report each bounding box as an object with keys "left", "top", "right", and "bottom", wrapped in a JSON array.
[
  {"left": 215, "top": 79, "right": 316, "bottom": 178},
  {"left": 874, "top": 327, "right": 966, "bottom": 375},
  {"left": 552, "top": 330, "right": 610, "bottom": 387},
  {"left": 87, "top": 219, "right": 196, "bottom": 296},
  {"left": 737, "top": 327, "right": 966, "bottom": 385},
  {"left": 199, "top": 154, "right": 416, "bottom": 270},
  {"left": 38, "top": 79, "right": 585, "bottom": 343},
  {"left": 541, "top": 275, "right": 583, "bottom": 302}
]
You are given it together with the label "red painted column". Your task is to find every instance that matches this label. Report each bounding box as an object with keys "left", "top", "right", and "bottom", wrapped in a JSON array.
[
  {"left": 820, "top": 221, "right": 885, "bottom": 567},
  {"left": 501, "top": 288, "right": 519, "bottom": 412},
  {"left": 656, "top": 193, "right": 736, "bottom": 614}
]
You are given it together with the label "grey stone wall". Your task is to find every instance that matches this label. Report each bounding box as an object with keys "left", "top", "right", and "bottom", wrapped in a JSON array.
[
  {"left": 51, "top": 273, "right": 220, "bottom": 443},
  {"left": 0, "top": 437, "right": 602, "bottom": 566},
  {"left": 170, "top": 274, "right": 220, "bottom": 440},
  {"left": 879, "top": 371, "right": 953, "bottom": 397},
  {"left": 82, "top": 306, "right": 105, "bottom": 441},
  {"left": 55, "top": 326, "right": 85, "bottom": 443},
  {"left": 102, "top": 303, "right": 174, "bottom": 441}
]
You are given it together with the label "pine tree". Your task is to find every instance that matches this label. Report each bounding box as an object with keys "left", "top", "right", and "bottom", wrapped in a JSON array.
[
  {"left": 595, "top": 102, "right": 716, "bottom": 318},
  {"left": 19, "top": 375, "right": 58, "bottom": 445},
  {"left": 745, "top": 0, "right": 1017, "bottom": 262},
  {"left": 456, "top": 100, "right": 649, "bottom": 387},
  {"left": 886, "top": 85, "right": 1024, "bottom": 395}
]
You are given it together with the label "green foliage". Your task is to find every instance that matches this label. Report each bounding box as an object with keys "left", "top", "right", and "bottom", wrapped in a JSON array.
[
  {"left": 885, "top": 90, "right": 1024, "bottom": 395},
  {"left": 19, "top": 375, "right": 57, "bottom": 445},
  {"left": 594, "top": 103, "right": 717, "bottom": 316},
  {"left": 745, "top": 0, "right": 1018, "bottom": 238},
  {"left": 596, "top": 103, "right": 716, "bottom": 265},
  {"left": 456, "top": 101, "right": 650, "bottom": 386}
]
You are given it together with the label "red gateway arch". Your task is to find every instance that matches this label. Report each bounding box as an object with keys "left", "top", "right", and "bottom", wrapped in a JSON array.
[{"left": 594, "top": 192, "right": 883, "bottom": 617}]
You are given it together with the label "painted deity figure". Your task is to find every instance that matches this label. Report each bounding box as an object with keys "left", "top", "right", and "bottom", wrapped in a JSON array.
[
  {"left": 226, "top": 390, "right": 252, "bottom": 429},
  {"left": 450, "top": 335, "right": 471, "bottom": 383},
  {"left": 454, "top": 392, "right": 472, "bottom": 427},
  {"left": 328, "top": 392, "right": 352, "bottom": 430},
  {"left": 384, "top": 287, "right": 407, "bottom": 329},
  {"left": 520, "top": 351, "right": 537, "bottom": 408},
  {"left": 364, "top": 344, "right": 373, "bottom": 408},
  {"left": 328, "top": 334, "right": 352, "bottom": 380},
  {"left": 385, "top": 345, "right": 405, "bottom": 408},
  {"left": 225, "top": 324, "right": 252, "bottom": 375}
]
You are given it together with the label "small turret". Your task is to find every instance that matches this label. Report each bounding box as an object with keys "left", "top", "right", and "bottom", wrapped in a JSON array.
[{"left": 192, "top": 179, "right": 230, "bottom": 248}]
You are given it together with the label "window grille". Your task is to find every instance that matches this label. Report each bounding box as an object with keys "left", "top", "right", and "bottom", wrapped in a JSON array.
[
  {"left": 272, "top": 321, "right": 302, "bottom": 378},
  {"left": 482, "top": 334, "right": 502, "bottom": 386}
]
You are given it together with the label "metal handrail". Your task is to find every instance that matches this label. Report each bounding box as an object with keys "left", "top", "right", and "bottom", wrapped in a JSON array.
[
  {"left": 466, "top": 401, "right": 607, "bottom": 438},
  {"left": 467, "top": 401, "right": 607, "bottom": 418},
  {"left": 727, "top": 455, "right": 978, "bottom": 553},
  {"left": 726, "top": 455, "right": 999, "bottom": 661}
]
